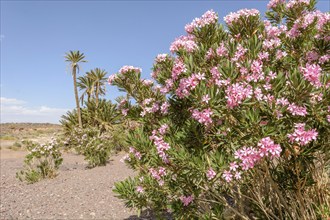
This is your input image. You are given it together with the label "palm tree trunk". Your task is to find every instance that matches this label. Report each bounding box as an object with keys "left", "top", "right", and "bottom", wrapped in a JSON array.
[
  {"left": 73, "top": 67, "right": 83, "bottom": 128},
  {"left": 95, "top": 82, "right": 99, "bottom": 107}
]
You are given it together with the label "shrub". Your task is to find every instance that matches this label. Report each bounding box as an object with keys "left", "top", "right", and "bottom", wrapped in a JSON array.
[
  {"left": 111, "top": 0, "right": 330, "bottom": 219},
  {"left": 16, "top": 139, "right": 63, "bottom": 184},
  {"left": 61, "top": 127, "right": 125, "bottom": 167}
]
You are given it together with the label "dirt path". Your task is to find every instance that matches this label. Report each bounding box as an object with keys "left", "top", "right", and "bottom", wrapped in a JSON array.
[{"left": 0, "top": 150, "right": 147, "bottom": 220}]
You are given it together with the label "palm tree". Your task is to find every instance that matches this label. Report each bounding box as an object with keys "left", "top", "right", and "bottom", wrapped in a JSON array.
[
  {"left": 77, "top": 74, "right": 94, "bottom": 105},
  {"left": 65, "top": 50, "right": 87, "bottom": 128},
  {"left": 87, "top": 68, "right": 107, "bottom": 107}
]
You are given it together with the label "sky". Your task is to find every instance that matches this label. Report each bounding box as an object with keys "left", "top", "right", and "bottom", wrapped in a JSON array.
[{"left": 1, "top": 0, "right": 329, "bottom": 124}]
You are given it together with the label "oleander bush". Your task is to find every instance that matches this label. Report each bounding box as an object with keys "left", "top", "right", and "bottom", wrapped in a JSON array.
[
  {"left": 16, "top": 139, "right": 63, "bottom": 184},
  {"left": 111, "top": 0, "right": 330, "bottom": 219}
]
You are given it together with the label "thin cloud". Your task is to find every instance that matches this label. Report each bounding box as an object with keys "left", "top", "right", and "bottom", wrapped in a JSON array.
[
  {"left": 1, "top": 97, "right": 26, "bottom": 105},
  {"left": 0, "top": 97, "right": 68, "bottom": 124}
]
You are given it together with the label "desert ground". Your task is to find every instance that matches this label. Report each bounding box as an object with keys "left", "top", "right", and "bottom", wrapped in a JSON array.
[{"left": 0, "top": 123, "right": 151, "bottom": 219}]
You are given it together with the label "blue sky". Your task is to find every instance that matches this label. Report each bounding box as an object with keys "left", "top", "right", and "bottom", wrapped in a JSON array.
[{"left": 1, "top": 0, "right": 329, "bottom": 123}]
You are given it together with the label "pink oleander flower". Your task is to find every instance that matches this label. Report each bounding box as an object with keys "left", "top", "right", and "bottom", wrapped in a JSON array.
[
  {"left": 287, "top": 103, "right": 308, "bottom": 116},
  {"left": 276, "top": 50, "right": 287, "bottom": 60},
  {"left": 216, "top": 43, "right": 228, "bottom": 57},
  {"left": 142, "top": 79, "right": 154, "bottom": 86},
  {"left": 170, "top": 35, "right": 197, "bottom": 53},
  {"left": 206, "top": 168, "right": 216, "bottom": 180},
  {"left": 150, "top": 131, "right": 171, "bottom": 163},
  {"left": 232, "top": 44, "right": 247, "bottom": 62},
  {"left": 300, "top": 63, "right": 322, "bottom": 88},
  {"left": 288, "top": 123, "right": 318, "bottom": 146},
  {"left": 222, "top": 170, "right": 233, "bottom": 182},
  {"left": 258, "top": 52, "right": 269, "bottom": 60},
  {"left": 263, "top": 38, "right": 281, "bottom": 49},
  {"left": 158, "top": 124, "right": 169, "bottom": 135},
  {"left": 306, "top": 51, "right": 319, "bottom": 63},
  {"left": 180, "top": 195, "right": 194, "bottom": 206},
  {"left": 229, "top": 162, "right": 239, "bottom": 171},
  {"left": 160, "top": 102, "right": 170, "bottom": 114},
  {"left": 119, "top": 65, "right": 142, "bottom": 74},
  {"left": 202, "top": 94, "right": 210, "bottom": 104},
  {"left": 234, "top": 146, "right": 261, "bottom": 170},
  {"left": 276, "top": 97, "right": 289, "bottom": 106},
  {"left": 264, "top": 23, "right": 282, "bottom": 39},
  {"left": 248, "top": 60, "right": 264, "bottom": 82},
  {"left": 191, "top": 108, "right": 213, "bottom": 126},
  {"left": 108, "top": 74, "right": 117, "bottom": 84},
  {"left": 258, "top": 137, "right": 282, "bottom": 158},
  {"left": 267, "top": 0, "right": 285, "bottom": 9},
  {"left": 287, "top": 0, "right": 310, "bottom": 8},
  {"left": 225, "top": 83, "right": 253, "bottom": 108},
  {"left": 224, "top": 9, "right": 260, "bottom": 25},
  {"left": 210, "top": 66, "right": 221, "bottom": 81},
  {"left": 155, "top": 54, "right": 168, "bottom": 63},
  {"left": 254, "top": 87, "right": 264, "bottom": 101},
  {"left": 172, "top": 58, "right": 187, "bottom": 80},
  {"left": 176, "top": 73, "right": 205, "bottom": 98},
  {"left": 149, "top": 167, "right": 167, "bottom": 184},
  {"left": 185, "top": 10, "right": 218, "bottom": 34},
  {"left": 135, "top": 151, "right": 142, "bottom": 160},
  {"left": 319, "top": 54, "right": 330, "bottom": 64},
  {"left": 136, "top": 186, "right": 144, "bottom": 193},
  {"left": 234, "top": 172, "right": 242, "bottom": 180}
]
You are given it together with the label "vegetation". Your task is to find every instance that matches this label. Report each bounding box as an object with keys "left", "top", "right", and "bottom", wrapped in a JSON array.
[
  {"left": 110, "top": 0, "right": 330, "bottom": 219},
  {"left": 16, "top": 139, "right": 63, "bottom": 184},
  {"left": 64, "top": 50, "right": 87, "bottom": 128}
]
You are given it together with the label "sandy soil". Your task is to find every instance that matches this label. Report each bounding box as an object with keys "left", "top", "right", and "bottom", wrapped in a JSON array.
[{"left": 0, "top": 149, "right": 150, "bottom": 220}]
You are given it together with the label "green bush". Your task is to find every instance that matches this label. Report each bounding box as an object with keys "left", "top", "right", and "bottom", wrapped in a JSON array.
[
  {"left": 16, "top": 139, "right": 63, "bottom": 184},
  {"left": 110, "top": 0, "right": 330, "bottom": 219}
]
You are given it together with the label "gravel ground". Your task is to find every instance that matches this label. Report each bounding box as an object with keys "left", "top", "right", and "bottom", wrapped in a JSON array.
[{"left": 0, "top": 149, "right": 148, "bottom": 220}]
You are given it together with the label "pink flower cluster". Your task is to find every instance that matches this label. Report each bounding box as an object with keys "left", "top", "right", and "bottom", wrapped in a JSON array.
[
  {"left": 287, "top": 0, "right": 310, "bottom": 8},
  {"left": 170, "top": 35, "right": 198, "bottom": 53},
  {"left": 223, "top": 137, "right": 282, "bottom": 183},
  {"left": 149, "top": 167, "right": 166, "bottom": 186},
  {"left": 141, "top": 79, "right": 154, "bottom": 86},
  {"left": 119, "top": 65, "right": 142, "bottom": 74},
  {"left": 180, "top": 195, "right": 194, "bottom": 206},
  {"left": 176, "top": 73, "right": 205, "bottom": 98},
  {"left": 185, "top": 10, "right": 218, "bottom": 33},
  {"left": 232, "top": 44, "right": 247, "bottom": 62},
  {"left": 287, "top": 103, "right": 308, "bottom": 116},
  {"left": 258, "top": 137, "right": 282, "bottom": 158},
  {"left": 300, "top": 63, "right": 322, "bottom": 88},
  {"left": 140, "top": 98, "right": 161, "bottom": 117},
  {"left": 129, "top": 147, "right": 142, "bottom": 160},
  {"left": 206, "top": 168, "right": 216, "bottom": 180},
  {"left": 155, "top": 54, "right": 168, "bottom": 63},
  {"left": 108, "top": 74, "right": 118, "bottom": 84},
  {"left": 267, "top": 0, "right": 285, "bottom": 9},
  {"left": 224, "top": 9, "right": 260, "bottom": 25},
  {"left": 172, "top": 58, "right": 187, "bottom": 80},
  {"left": 288, "top": 123, "right": 318, "bottom": 146},
  {"left": 248, "top": 60, "right": 265, "bottom": 82},
  {"left": 191, "top": 108, "right": 213, "bottom": 126},
  {"left": 150, "top": 126, "right": 171, "bottom": 163},
  {"left": 160, "top": 101, "right": 170, "bottom": 115},
  {"left": 225, "top": 83, "right": 253, "bottom": 108},
  {"left": 136, "top": 186, "right": 144, "bottom": 193},
  {"left": 216, "top": 43, "right": 228, "bottom": 57}
]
